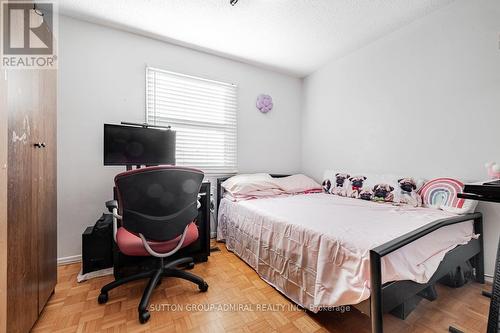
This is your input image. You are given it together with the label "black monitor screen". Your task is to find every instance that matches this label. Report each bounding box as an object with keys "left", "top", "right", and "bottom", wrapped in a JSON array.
[{"left": 104, "top": 124, "right": 176, "bottom": 166}]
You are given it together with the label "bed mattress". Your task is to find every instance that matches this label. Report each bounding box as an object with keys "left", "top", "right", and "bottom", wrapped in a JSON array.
[{"left": 217, "top": 193, "right": 476, "bottom": 311}]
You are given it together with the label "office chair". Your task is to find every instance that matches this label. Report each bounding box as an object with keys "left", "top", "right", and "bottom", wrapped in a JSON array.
[{"left": 97, "top": 166, "right": 208, "bottom": 324}]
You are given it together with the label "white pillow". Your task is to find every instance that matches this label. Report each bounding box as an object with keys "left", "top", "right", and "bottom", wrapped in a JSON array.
[
  {"left": 224, "top": 188, "right": 286, "bottom": 202},
  {"left": 221, "top": 173, "right": 277, "bottom": 195},
  {"left": 273, "top": 174, "right": 322, "bottom": 193}
]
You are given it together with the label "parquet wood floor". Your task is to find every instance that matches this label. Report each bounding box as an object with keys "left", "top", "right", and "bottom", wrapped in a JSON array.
[{"left": 32, "top": 243, "right": 489, "bottom": 333}]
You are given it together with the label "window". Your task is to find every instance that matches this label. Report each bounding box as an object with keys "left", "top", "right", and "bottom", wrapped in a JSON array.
[{"left": 146, "top": 67, "right": 237, "bottom": 174}]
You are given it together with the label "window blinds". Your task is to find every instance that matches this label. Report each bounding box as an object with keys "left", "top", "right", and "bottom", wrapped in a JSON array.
[{"left": 146, "top": 67, "right": 237, "bottom": 174}]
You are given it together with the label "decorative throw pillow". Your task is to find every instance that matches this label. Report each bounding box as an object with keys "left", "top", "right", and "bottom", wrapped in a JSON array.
[
  {"left": 393, "top": 178, "right": 423, "bottom": 207},
  {"left": 322, "top": 179, "right": 332, "bottom": 193},
  {"left": 372, "top": 183, "right": 395, "bottom": 202},
  {"left": 323, "top": 170, "right": 425, "bottom": 206},
  {"left": 327, "top": 173, "right": 351, "bottom": 196},
  {"left": 419, "top": 178, "right": 477, "bottom": 214},
  {"left": 348, "top": 175, "right": 367, "bottom": 199}
]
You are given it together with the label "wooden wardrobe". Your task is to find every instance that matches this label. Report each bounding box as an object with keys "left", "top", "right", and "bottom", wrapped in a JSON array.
[{"left": 0, "top": 67, "right": 57, "bottom": 332}]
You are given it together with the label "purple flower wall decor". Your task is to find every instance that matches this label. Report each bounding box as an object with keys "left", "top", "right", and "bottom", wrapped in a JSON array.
[{"left": 256, "top": 94, "right": 273, "bottom": 113}]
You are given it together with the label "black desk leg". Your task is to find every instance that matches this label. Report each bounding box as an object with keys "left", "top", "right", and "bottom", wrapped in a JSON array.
[{"left": 486, "top": 236, "right": 500, "bottom": 333}]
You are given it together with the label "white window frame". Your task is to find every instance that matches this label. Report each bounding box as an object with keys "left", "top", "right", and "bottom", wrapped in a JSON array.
[{"left": 146, "top": 66, "right": 238, "bottom": 174}]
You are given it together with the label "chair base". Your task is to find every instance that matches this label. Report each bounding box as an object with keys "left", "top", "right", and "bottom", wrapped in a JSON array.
[{"left": 97, "top": 257, "right": 208, "bottom": 324}]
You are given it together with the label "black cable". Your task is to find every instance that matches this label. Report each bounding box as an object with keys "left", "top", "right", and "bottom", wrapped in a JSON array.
[{"left": 209, "top": 194, "right": 220, "bottom": 252}]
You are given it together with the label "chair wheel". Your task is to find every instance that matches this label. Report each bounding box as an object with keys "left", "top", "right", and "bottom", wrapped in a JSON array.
[
  {"left": 98, "top": 293, "right": 108, "bottom": 304},
  {"left": 186, "top": 262, "right": 195, "bottom": 270},
  {"left": 199, "top": 281, "right": 209, "bottom": 292},
  {"left": 139, "top": 310, "right": 150, "bottom": 324}
]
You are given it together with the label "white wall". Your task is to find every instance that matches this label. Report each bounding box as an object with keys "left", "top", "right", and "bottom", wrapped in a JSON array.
[
  {"left": 301, "top": 0, "right": 500, "bottom": 277},
  {"left": 58, "top": 16, "right": 302, "bottom": 259}
]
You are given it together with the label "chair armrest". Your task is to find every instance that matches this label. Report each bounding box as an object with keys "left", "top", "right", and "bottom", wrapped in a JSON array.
[
  {"left": 105, "top": 200, "right": 121, "bottom": 243},
  {"left": 138, "top": 224, "right": 189, "bottom": 258},
  {"left": 105, "top": 200, "right": 118, "bottom": 213}
]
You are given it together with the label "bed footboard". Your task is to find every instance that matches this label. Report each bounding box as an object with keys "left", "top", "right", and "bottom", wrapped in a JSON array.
[{"left": 369, "top": 212, "right": 484, "bottom": 333}]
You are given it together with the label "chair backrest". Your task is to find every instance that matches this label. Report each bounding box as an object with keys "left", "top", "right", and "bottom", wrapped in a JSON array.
[{"left": 114, "top": 166, "right": 204, "bottom": 241}]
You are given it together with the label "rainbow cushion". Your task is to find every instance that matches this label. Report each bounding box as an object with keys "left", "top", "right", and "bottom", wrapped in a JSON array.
[
  {"left": 419, "top": 178, "right": 464, "bottom": 208},
  {"left": 419, "top": 178, "right": 477, "bottom": 214}
]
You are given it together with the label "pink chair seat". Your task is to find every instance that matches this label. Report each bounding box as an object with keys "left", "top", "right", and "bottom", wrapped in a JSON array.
[{"left": 116, "top": 222, "right": 199, "bottom": 256}]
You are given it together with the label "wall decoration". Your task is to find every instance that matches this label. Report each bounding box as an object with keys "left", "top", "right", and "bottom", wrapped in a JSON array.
[
  {"left": 256, "top": 94, "right": 273, "bottom": 113},
  {"left": 486, "top": 162, "right": 500, "bottom": 179}
]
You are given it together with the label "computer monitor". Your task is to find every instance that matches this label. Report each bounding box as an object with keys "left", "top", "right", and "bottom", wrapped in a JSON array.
[{"left": 104, "top": 123, "right": 176, "bottom": 166}]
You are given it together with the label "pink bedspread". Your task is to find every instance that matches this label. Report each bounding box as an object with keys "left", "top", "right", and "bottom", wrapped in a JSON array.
[{"left": 217, "top": 193, "right": 476, "bottom": 311}]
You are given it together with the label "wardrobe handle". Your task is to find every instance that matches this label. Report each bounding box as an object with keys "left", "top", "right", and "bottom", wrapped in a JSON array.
[{"left": 34, "top": 142, "right": 46, "bottom": 148}]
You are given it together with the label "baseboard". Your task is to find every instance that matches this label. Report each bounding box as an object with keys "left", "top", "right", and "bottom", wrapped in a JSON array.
[
  {"left": 485, "top": 273, "right": 494, "bottom": 284},
  {"left": 57, "top": 254, "right": 82, "bottom": 266}
]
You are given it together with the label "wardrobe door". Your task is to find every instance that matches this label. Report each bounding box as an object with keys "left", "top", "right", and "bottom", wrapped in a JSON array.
[
  {"left": 35, "top": 69, "right": 57, "bottom": 312},
  {"left": 0, "top": 68, "right": 8, "bottom": 333},
  {"left": 6, "top": 70, "right": 39, "bottom": 333}
]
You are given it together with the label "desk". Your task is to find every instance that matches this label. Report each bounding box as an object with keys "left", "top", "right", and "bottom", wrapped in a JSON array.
[{"left": 456, "top": 181, "right": 500, "bottom": 333}]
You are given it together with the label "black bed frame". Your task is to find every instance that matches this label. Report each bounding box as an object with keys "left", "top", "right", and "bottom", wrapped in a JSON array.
[{"left": 216, "top": 175, "right": 485, "bottom": 333}]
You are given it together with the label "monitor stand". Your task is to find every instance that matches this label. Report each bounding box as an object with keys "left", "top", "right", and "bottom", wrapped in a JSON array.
[{"left": 126, "top": 165, "right": 143, "bottom": 171}]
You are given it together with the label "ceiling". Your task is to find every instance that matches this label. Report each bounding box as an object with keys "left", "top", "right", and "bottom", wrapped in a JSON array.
[{"left": 57, "top": 0, "right": 455, "bottom": 77}]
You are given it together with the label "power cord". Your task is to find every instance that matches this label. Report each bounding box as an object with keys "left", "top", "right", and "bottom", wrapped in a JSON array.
[{"left": 209, "top": 194, "right": 220, "bottom": 252}]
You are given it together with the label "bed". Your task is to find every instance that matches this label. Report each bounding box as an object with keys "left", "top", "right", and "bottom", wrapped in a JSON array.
[{"left": 216, "top": 175, "right": 484, "bottom": 333}]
